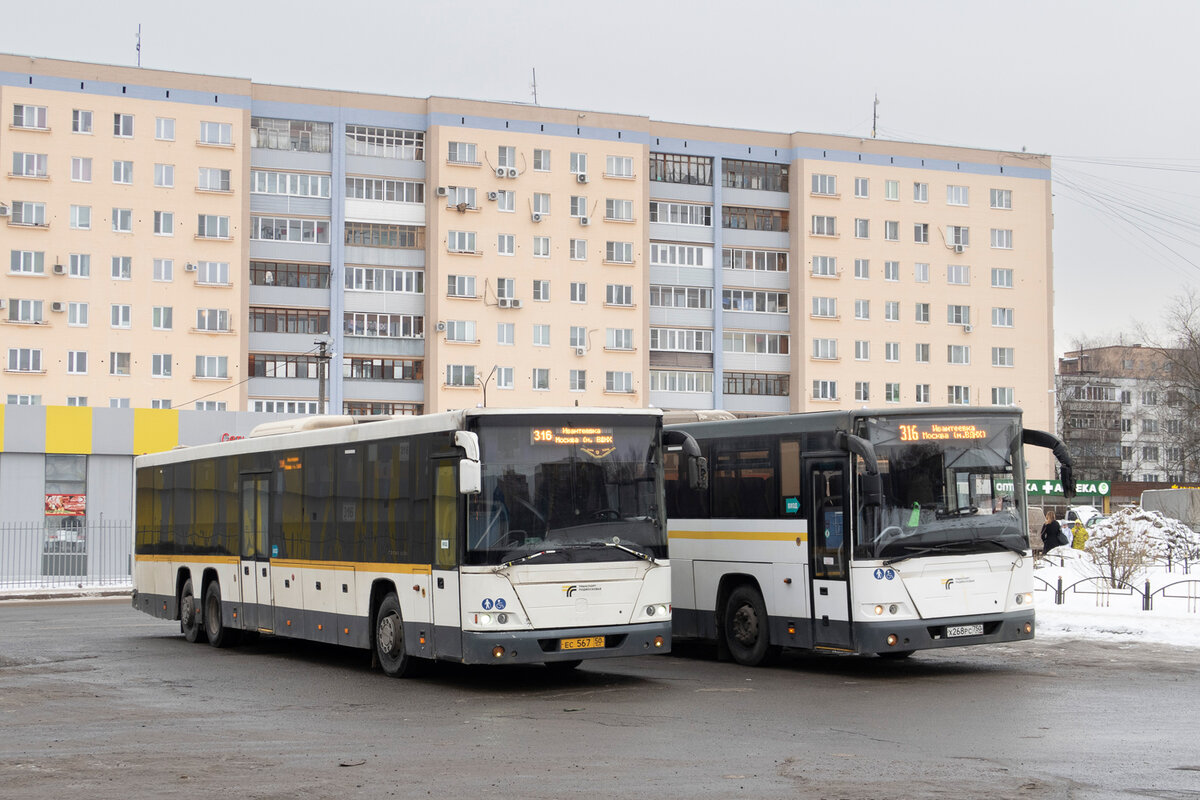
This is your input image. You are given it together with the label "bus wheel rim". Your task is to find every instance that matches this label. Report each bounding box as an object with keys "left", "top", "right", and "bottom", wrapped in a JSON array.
[
  {"left": 378, "top": 614, "right": 401, "bottom": 656},
  {"left": 732, "top": 605, "right": 758, "bottom": 645}
]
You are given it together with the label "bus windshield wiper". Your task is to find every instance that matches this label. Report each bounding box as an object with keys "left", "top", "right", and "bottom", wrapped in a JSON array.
[
  {"left": 936, "top": 505, "right": 978, "bottom": 519},
  {"left": 976, "top": 538, "right": 1028, "bottom": 556},
  {"left": 574, "top": 539, "right": 654, "bottom": 562},
  {"left": 883, "top": 542, "right": 967, "bottom": 566},
  {"left": 493, "top": 549, "right": 560, "bottom": 571}
]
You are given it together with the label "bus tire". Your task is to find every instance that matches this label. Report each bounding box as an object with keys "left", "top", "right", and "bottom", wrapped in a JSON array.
[
  {"left": 723, "top": 585, "right": 777, "bottom": 667},
  {"left": 180, "top": 578, "right": 205, "bottom": 643},
  {"left": 546, "top": 659, "right": 583, "bottom": 672},
  {"left": 374, "top": 593, "right": 414, "bottom": 678},
  {"left": 203, "top": 581, "right": 236, "bottom": 648}
]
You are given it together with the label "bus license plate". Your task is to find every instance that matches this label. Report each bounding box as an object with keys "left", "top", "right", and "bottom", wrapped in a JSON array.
[
  {"left": 560, "top": 636, "right": 605, "bottom": 650},
  {"left": 946, "top": 624, "right": 984, "bottom": 638}
]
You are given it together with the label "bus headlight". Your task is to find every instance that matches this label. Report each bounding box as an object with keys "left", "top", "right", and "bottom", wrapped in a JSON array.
[
  {"left": 874, "top": 605, "right": 885, "bottom": 616},
  {"left": 476, "top": 613, "right": 492, "bottom": 625},
  {"left": 645, "top": 604, "right": 669, "bottom": 617},
  {"left": 496, "top": 613, "right": 508, "bottom": 624},
  {"left": 1015, "top": 592, "right": 1033, "bottom": 606}
]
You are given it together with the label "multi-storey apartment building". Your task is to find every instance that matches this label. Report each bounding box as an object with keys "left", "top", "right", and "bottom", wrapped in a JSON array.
[
  {"left": 1058, "top": 345, "right": 1196, "bottom": 483},
  {"left": 2, "top": 54, "right": 1055, "bottom": 434}
]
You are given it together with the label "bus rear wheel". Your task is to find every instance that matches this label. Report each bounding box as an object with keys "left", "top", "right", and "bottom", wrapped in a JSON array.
[
  {"left": 180, "top": 578, "right": 205, "bottom": 643},
  {"left": 374, "top": 593, "right": 414, "bottom": 678},
  {"left": 203, "top": 581, "right": 236, "bottom": 648},
  {"left": 723, "top": 585, "right": 777, "bottom": 667}
]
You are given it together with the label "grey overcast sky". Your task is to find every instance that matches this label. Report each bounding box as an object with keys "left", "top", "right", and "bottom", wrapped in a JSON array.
[{"left": 5, "top": 0, "right": 1198, "bottom": 356}]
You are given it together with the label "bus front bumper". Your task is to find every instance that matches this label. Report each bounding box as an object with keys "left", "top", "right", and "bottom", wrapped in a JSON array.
[
  {"left": 854, "top": 610, "right": 1036, "bottom": 654},
  {"left": 460, "top": 620, "right": 672, "bottom": 665}
]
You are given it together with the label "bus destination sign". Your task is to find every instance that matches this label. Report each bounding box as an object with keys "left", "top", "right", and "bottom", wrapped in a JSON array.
[
  {"left": 531, "top": 426, "right": 615, "bottom": 458},
  {"left": 899, "top": 423, "right": 989, "bottom": 442}
]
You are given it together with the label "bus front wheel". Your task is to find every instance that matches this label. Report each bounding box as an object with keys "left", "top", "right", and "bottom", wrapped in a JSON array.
[
  {"left": 180, "top": 578, "right": 205, "bottom": 643},
  {"left": 723, "top": 585, "right": 777, "bottom": 667},
  {"left": 203, "top": 581, "right": 236, "bottom": 648},
  {"left": 374, "top": 593, "right": 414, "bottom": 678}
]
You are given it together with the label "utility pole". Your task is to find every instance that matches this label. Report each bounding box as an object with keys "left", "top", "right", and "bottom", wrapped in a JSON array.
[
  {"left": 531, "top": 68, "right": 538, "bottom": 105},
  {"left": 136, "top": 24, "right": 142, "bottom": 68},
  {"left": 315, "top": 340, "right": 330, "bottom": 414},
  {"left": 872, "top": 93, "right": 878, "bottom": 139},
  {"left": 478, "top": 365, "right": 498, "bottom": 408}
]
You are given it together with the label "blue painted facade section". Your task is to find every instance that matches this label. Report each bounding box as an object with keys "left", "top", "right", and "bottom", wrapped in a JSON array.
[
  {"left": 428, "top": 112, "right": 648, "bottom": 145},
  {"left": 0, "top": 70, "right": 250, "bottom": 109}
]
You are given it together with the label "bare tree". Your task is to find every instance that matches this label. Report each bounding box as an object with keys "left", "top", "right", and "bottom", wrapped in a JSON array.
[{"left": 1136, "top": 291, "right": 1200, "bottom": 483}]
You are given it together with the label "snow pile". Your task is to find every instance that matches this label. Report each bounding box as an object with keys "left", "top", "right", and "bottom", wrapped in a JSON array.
[{"left": 1085, "top": 506, "right": 1200, "bottom": 562}]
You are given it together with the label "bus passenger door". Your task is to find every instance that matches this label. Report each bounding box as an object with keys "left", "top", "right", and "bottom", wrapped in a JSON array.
[
  {"left": 806, "top": 459, "right": 854, "bottom": 650},
  {"left": 239, "top": 475, "right": 272, "bottom": 632},
  {"left": 431, "top": 458, "right": 462, "bottom": 660}
]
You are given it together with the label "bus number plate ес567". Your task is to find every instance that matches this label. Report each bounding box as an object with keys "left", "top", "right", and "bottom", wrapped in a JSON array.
[
  {"left": 560, "top": 636, "right": 605, "bottom": 650},
  {"left": 946, "top": 624, "right": 984, "bottom": 638}
]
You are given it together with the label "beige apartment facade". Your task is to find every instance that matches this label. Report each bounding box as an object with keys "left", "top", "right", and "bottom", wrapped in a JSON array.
[{"left": 2, "top": 54, "right": 1055, "bottom": 436}]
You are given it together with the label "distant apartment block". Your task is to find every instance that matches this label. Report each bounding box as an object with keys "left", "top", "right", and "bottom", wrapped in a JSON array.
[{"left": 1, "top": 54, "right": 1055, "bottom": 434}]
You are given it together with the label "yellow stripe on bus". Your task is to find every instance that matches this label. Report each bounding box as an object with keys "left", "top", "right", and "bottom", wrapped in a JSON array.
[
  {"left": 135, "top": 554, "right": 431, "bottom": 575},
  {"left": 669, "top": 530, "right": 807, "bottom": 542},
  {"left": 135, "top": 554, "right": 239, "bottom": 565}
]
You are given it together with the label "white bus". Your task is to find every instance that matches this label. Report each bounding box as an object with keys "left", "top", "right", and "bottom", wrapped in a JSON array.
[
  {"left": 663, "top": 407, "right": 1075, "bottom": 663},
  {"left": 132, "top": 408, "right": 704, "bottom": 676}
]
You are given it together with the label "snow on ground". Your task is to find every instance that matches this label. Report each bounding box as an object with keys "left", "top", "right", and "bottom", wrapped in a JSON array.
[{"left": 1034, "top": 547, "right": 1200, "bottom": 649}]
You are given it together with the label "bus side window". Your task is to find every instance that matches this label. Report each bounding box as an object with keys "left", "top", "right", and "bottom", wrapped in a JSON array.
[
  {"left": 434, "top": 462, "right": 458, "bottom": 569},
  {"left": 780, "top": 441, "right": 801, "bottom": 516}
]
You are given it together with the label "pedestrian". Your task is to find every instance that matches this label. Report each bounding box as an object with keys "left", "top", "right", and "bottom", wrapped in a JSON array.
[
  {"left": 1040, "top": 508, "right": 1066, "bottom": 553},
  {"left": 1071, "top": 519, "right": 1089, "bottom": 550}
]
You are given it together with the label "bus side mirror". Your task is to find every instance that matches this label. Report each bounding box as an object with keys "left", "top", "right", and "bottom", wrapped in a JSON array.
[
  {"left": 454, "top": 430, "right": 482, "bottom": 495},
  {"left": 689, "top": 456, "right": 709, "bottom": 492}
]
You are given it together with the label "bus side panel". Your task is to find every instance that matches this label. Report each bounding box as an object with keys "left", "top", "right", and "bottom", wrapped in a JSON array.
[
  {"left": 692, "top": 560, "right": 774, "bottom": 641},
  {"left": 335, "top": 569, "right": 360, "bottom": 648},
  {"left": 302, "top": 566, "right": 340, "bottom": 644},
  {"left": 272, "top": 565, "right": 303, "bottom": 637},
  {"left": 670, "top": 557, "right": 698, "bottom": 637},
  {"left": 431, "top": 569, "right": 463, "bottom": 660}
]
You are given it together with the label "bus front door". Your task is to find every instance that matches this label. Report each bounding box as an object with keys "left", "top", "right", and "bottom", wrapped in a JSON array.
[
  {"left": 430, "top": 458, "right": 462, "bottom": 660},
  {"left": 806, "top": 459, "right": 854, "bottom": 651},
  {"left": 239, "top": 475, "right": 272, "bottom": 632}
]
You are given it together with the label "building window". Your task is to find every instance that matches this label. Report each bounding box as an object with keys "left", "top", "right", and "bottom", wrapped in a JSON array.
[
  {"left": 532, "top": 368, "right": 550, "bottom": 390},
  {"left": 496, "top": 278, "right": 514, "bottom": 300},
  {"left": 569, "top": 370, "right": 586, "bottom": 392},
  {"left": 947, "top": 226, "right": 970, "bottom": 247},
  {"left": 447, "top": 185, "right": 476, "bottom": 209},
  {"left": 109, "top": 352, "right": 131, "bottom": 376},
  {"left": 854, "top": 258, "right": 869, "bottom": 279},
  {"left": 198, "top": 167, "right": 232, "bottom": 192},
  {"left": 532, "top": 148, "right": 550, "bottom": 171},
  {"left": 885, "top": 301, "right": 900, "bottom": 322},
  {"left": 69, "top": 253, "right": 89, "bottom": 277},
  {"left": 651, "top": 370, "right": 714, "bottom": 394},
  {"left": 854, "top": 299, "right": 870, "bottom": 320},
  {"left": 991, "top": 268, "right": 1014, "bottom": 288},
  {"left": 723, "top": 289, "right": 788, "bottom": 313},
  {"left": 606, "top": 328, "right": 634, "bottom": 351},
  {"left": 605, "top": 241, "right": 633, "bottom": 264},
  {"left": 343, "top": 312, "right": 423, "bottom": 339},
  {"left": 72, "top": 109, "right": 92, "bottom": 133},
  {"left": 447, "top": 231, "right": 477, "bottom": 254},
  {"left": 722, "top": 331, "right": 789, "bottom": 354},
  {"left": 605, "top": 371, "right": 633, "bottom": 393},
  {"left": 606, "top": 198, "right": 635, "bottom": 221},
  {"left": 569, "top": 152, "right": 587, "bottom": 175},
  {"left": 812, "top": 380, "right": 838, "bottom": 400},
  {"left": 111, "top": 208, "right": 132, "bottom": 233},
  {"left": 8, "top": 299, "right": 43, "bottom": 323},
  {"left": 196, "top": 308, "right": 231, "bottom": 332},
  {"left": 607, "top": 155, "right": 634, "bottom": 178},
  {"left": 152, "top": 306, "right": 172, "bottom": 330},
  {"left": 915, "top": 343, "right": 930, "bottom": 363},
  {"left": 811, "top": 174, "right": 837, "bottom": 196},
  {"left": 345, "top": 125, "right": 423, "bottom": 159},
  {"left": 151, "top": 117, "right": 173, "bottom": 141},
  {"left": 447, "top": 274, "right": 477, "bottom": 298},
  {"left": 914, "top": 302, "right": 931, "bottom": 323},
  {"left": 990, "top": 188, "right": 1012, "bottom": 209},
  {"left": 251, "top": 117, "right": 331, "bottom": 152},
  {"left": 606, "top": 284, "right": 633, "bottom": 306},
  {"left": 947, "top": 304, "right": 971, "bottom": 326},
  {"left": 652, "top": 328, "right": 714, "bottom": 353},
  {"left": 991, "top": 228, "right": 1013, "bottom": 249},
  {"left": 570, "top": 195, "right": 588, "bottom": 218},
  {"left": 811, "top": 297, "right": 837, "bottom": 319},
  {"left": 811, "top": 215, "right": 837, "bottom": 236},
  {"left": 854, "top": 218, "right": 870, "bottom": 239},
  {"left": 445, "top": 320, "right": 476, "bottom": 343},
  {"left": 7, "top": 348, "right": 42, "bottom": 373},
  {"left": 494, "top": 190, "right": 514, "bottom": 212},
  {"left": 494, "top": 322, "right": 514, "bottom": 346},
  {"left": 68, "top": 396, "right": 88, "bottom": 407},
  {"left": 884, "top": 220, "right": 899, "bottom": 241},
  {"left": 532, "top": 325, "right": 550, "bottom": 347},
  {"left": 533, "top": 193, "right": 551, "bottom": 214},
  {"left": 723, "top": 248, "right": 785, "bottom": 271},
  {"left": 650, "top": 285, "right": 712, "bottom": 309},
  {"left": 884, "top": 261, "right": 900, "bottom": 281},
  {"left": 916, "top": 384, "right": 931, "bottom": 404},
  {"left": 195, "top": 355, "right": 228, "bottom": 379},
  {"left": 153, "top": 211, "right": 174, "bottom": 236},
  {"left": 197, "top": 261, "right": 230, "bottom": 285},
  {"left": 249, "top": 170, "right": 332, "bottom": 198},
  {"left": 71, "top": 157, "right": 92, "bottom": 182},
  {"left": 197, "top": 214, "right": 230, "bottom": 239},
  {"left": 886, "top": 383, "right": 901, "bottom": 403},
  {"left": 724, "top": 372, "right": 788, "bottom": 396},
  {"left": 914, "top": 222, "right": 929, "bottom": 243},
  {"left": 569, "top": 326, "right": 587, "bottom": 349},
  {"left": 112, "top": 160, "right": 133, "bottom": 184},
  {"left": 68, "top": 302, "right": 88, "bottom": 327},
  {"left": 497, "top": 233, "right": 515, "bottom": 256},
  {"left": 70, "top": 205, "right": 91, "bottom": 230},
  {"left": 111, "top": 256, "right": 132, "bottom": 280},
  {"left": 913, "top": 182, "right": 928, "bottom": 202},
  {"left": 10, "top": 249, "right": 43, "bottom": 274},
  {"left": 110, "top": 304, "right": 131, "bottom": 329},
  {"left": 447, "top": 141, "right": 478, "bottom": 164},
  {"left": 446, "top": 364, "right": 475, "bottom": 387},
  {"left": 993, "top": 387, "right": 1014, "bottom": 405},
  {"left": 151, "top": 354, "right": 172, "bottom": 378},
  {"left": 947, "top": 185, "right": 969, "bottom": 206},
  {"left": 722, "top": 159, "right": 788, "bottom": 191},
  {"left": 915, "top": 262, "right": 929, "bottom": 283},
  {"left": 812, "top": 255, "right": 837, "bottom": 277},
  {"left": 155, "top": 163, "right": 174, "bottom": 188},
  {"left": 948, "top": 385, "right": 970, "bottom": 405},
  {"left": 533, "top": 279, "right": 551, "bottom": 302},
  {"left": 113, "top": 113, "right": 134, "bottom": 137},
  {"left": 812, "top": 338, "right": 838, "bottom": 361},
  {"left": 885, "top": 342, "right": 900, "bottom": 362},
  {"left": 992, "top": 347, "right": 1015, "bottom": 367},
  {"left": 533, "top": 236, "right": 550, "bottom": 258},
  {"left": 569, "top": 239, "right": 587, "bottom": 261},
  {"left": 854, "top": 177, "right": 869, "bottom": 198},
  {"left": 947, "top": 264, "right": 970, "bottom": 285},
  {"left": 725, "top": 206, "right": 788, "bottom": 232},
  {"left": 649, "top": 152, "right": 712, "bottom": 185},
  {"left": 13, "top": 152, "right": 48, "bottom": 178},
  {"left": 948, "top": 345, "right": 971, "bottom": 365},
  {"left": 992, "top": 307, "right": 1014, "bottom": 327},
  {"left": 854, "top": 381, "right": 870, "bottom": 402},
  {"left": 855, "top": 340, "right": 870, "bottom": 361}
]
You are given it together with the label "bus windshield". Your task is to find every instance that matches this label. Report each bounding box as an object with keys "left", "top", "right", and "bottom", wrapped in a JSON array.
[
  {"left": 857, "top": 416, "right": 1027, "bottom": 561},
  {"left": 464, "top": 415, "right": 665, "bottom": 566}
]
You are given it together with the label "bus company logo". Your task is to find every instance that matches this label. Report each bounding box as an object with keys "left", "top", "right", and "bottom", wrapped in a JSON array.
[
  {"left": 563, "top": 584, "right": 600, "bottom": 596},
  {"left": 942, "top": 577, "right": 975, "bottom": 590}
]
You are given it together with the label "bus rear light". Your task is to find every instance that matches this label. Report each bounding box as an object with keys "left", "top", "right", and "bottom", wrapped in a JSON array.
[
  {"left": 492, "top": 646, "right": 505, "bottom": 658},
  {"left": 787, "top": 624, "right": 796, "bottom": 635},
  {"left": 886, "top": 634, "right": 899, "bottom": 647}
]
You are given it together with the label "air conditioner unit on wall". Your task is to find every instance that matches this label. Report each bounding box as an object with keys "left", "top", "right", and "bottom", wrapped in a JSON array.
[
  {"left": 506, "top": 167, "right": 518, "bottom": 178},
  {"left": 487, "top": 191, "right": 498, "bottom": 201},
  {"left": 185, "top": 262, "right": 197, "bottom": 272},
  {"left": 53, "top": 263, "right": 66, "bottom": 275},
  {"left": 579, "top": 216, "right": 590, "bottom": 226},
  {"left": 435, "top": 321, "right": 446, "bottom": 332},
  {"left": 575, "top": 347, "right": 586, "bottom": 357},
  {"left": 510, "top": 299, "right": 523, "bottom": 309},
  {"left": 0, "top": 299, "right": 7, "bottom": 310},
  {"left": 963, "top": 323, "right": 973, "bottom": 333},
  {"left": 576, "top": 173, "right": 588, "bottom": 184},
  {"left": 436, "top": 186, "right": 448, "bottom": 197},
  {"left": 531, "top": 212, "right": 542, "bottom": 223},
  {"left": 498, "top": 298, "right": 513, "bottom": 309},
  {"left": 51, "top": 301, "right": 65, "bottom": 313},
  {"left": 0, "top": 205, "right": 9, "bottom": 217},
  {"left": 953, "top": 244, "right": 964, "bottom": 254},
  {"left": 495, "top": 167, "right": 506, "bottom": 178}
]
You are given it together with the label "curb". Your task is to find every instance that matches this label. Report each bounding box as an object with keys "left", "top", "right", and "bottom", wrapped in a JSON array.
[{"left": 0, "top": 588, "right": 132, "bottom": 602}]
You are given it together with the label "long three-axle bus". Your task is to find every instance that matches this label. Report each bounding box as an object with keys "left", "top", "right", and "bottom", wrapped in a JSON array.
[
  {"left": 132, "top": 407, "right": 704, "bottom": 676},
  {"left": 664, "top": 407, "right": 1074, "bottom": 663}
]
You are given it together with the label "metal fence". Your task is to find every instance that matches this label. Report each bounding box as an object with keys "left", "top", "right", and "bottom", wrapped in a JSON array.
[{"left": 0, "top": 521, "right": 132, "bottom": 591}]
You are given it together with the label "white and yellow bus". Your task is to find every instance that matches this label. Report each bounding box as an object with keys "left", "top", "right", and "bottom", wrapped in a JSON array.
[
  {"left": 663, "top": 407, "right": 1075, "bottom": 663},
  {"left": 132, "top": 408, "right": 704, "bottom": 676}
]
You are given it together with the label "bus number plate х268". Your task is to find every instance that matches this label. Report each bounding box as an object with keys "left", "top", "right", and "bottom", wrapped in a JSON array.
[
  {"left": 946, "top": 624, "right": 984, "bottom": 638},
  {"left": 560, "top": 636, "right": 605, "bottom": 650}
]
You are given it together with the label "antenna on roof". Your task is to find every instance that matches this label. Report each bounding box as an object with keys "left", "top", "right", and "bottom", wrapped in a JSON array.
[
  {"left": 531, "top": 68, "right": 538, "bottom": 106},
  {"left": 136, "top": 24, "right": 142, "bottom": 68},
  {"left": 871, "top": 93, "right": 878, "bottom": 139}
]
